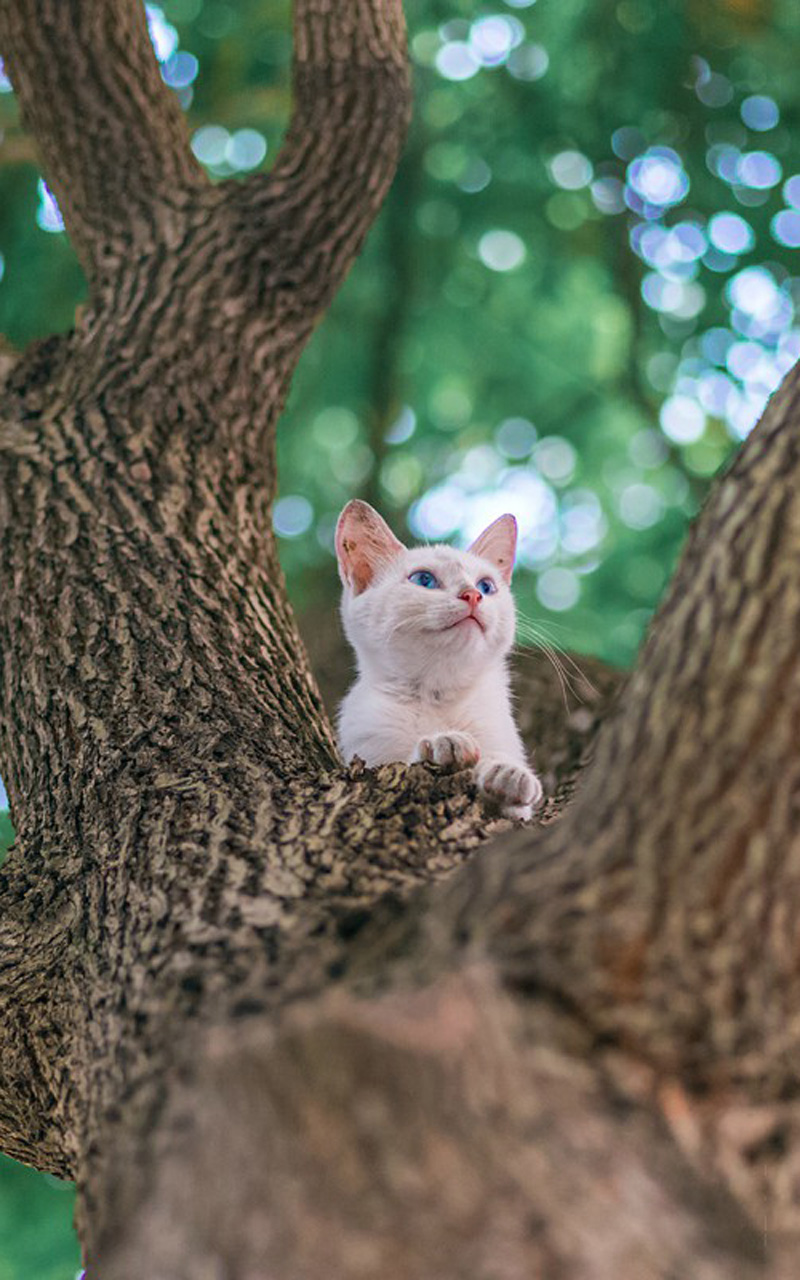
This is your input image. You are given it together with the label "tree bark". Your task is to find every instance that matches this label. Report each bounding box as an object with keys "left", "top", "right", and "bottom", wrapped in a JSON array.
[{"left": 0, "top": 2, "right": 799, "bottom": 1277}]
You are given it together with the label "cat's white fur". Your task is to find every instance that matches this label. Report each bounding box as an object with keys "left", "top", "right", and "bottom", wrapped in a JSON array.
[{"left": 335, "top": 500, "right": 543, "bottom": 819}]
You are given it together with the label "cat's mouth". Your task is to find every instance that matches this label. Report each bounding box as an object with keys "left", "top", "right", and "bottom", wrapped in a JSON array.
[{"left": 445, "top": 614, "right": 485, "bottom": 633}]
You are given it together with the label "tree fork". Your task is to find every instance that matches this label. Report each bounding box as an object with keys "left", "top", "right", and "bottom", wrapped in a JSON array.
[{"left": 0, "top": 0, "right": 799, "bottom": 1276}]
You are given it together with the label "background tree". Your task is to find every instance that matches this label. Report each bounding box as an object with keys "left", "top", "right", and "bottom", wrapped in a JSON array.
[{"left": 2, "top": 0, "right": 800, "bottom": 1277}]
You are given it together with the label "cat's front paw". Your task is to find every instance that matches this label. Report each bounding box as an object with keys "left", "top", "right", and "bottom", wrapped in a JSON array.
[
  {"left": 413, "top": 731, "right": 480, "bottom": 770},
  {"left": 475, "top": 759, "right": 543, "bottom": 820}
]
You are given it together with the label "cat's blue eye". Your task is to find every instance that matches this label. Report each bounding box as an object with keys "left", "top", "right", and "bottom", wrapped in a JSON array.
[
  {"left": 408, "top": 569, "right": 439, "bottom": 589},
  {"left": 477, "top": 577, "right": 496, "bottom": 596}
]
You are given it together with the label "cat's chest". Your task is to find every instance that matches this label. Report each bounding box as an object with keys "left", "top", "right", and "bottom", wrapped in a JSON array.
[{"left": 404, "top": 693, "right": 481, "bottom": 738}]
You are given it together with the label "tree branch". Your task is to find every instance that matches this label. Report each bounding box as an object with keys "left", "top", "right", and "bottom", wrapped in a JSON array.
[
  {"left": 0, "top": 0, "right": 205, "bottom": 282},
  {"left": 0, "top": 587, "right": 616, "bottom": 1182},
  {"left": 3, "top": 320, "right": 799, "bottom": 1271},
  {"left": 92, "top": 971, "right": 770, "bottom": 1280},
  {"left": 480, "top": 366, "right": 800, "bottom": 1088},
  {"left": 229, "top": 0, "right": 411, "bottom": 327},
  {"left": 309, "top": 363, "right": 800, "bottom": 1251},
  {"left": 0, "top": 848, "right": 76, "bottom": 1177}
]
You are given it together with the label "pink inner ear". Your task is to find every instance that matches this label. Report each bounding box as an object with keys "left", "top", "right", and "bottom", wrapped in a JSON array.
[
  {"left": 339, "top": 541, "right": 376, "bottom": 594},
  {"left": 468, "top": 514, "right": 517, "bottom": 583},
  {"left": 335, "top": 500, "right": 404, "bottom": 594}
]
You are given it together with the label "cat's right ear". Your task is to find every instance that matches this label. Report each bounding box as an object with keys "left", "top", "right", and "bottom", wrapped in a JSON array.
[{"left": 335, "top": 500, "right": 405, "bottom": 594}]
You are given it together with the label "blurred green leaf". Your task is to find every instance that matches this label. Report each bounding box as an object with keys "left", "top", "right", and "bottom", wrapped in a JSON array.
[
  {"left": 0, "top": 1156, "right": 79, "bottom": 1280},
  {"left": 0, "top": 813, "right": 13, "bottom": 866}
]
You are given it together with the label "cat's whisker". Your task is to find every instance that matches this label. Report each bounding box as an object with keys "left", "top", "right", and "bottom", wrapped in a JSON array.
[
  {"left": 518, "top": 634, "right": 581, "bottom": 696},
  {"left": 513, "top": 640, "right": 571, "bottom": 709},
  {"left": 516, "top": 608, "right": 576, "bottom": 646},
  {"left": 513, "top": 625, "right": 574, "bottom": 690},
  {"left": 513, "top": 626, "right": 585, "bottom": 705},
  {"left": 516, "top": 610, "right": 575, "bottom": 647},
  {"left": 517, "top": 614, "right": 573, "bottom": 635},
  {"left": 538, "top": 646, "right": 575, "bottom": 705},
  {"left": 515, "top": 612, "right": 598, "bottom": 698}
]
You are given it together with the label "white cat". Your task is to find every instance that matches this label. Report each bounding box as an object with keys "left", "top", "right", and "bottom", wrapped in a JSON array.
[{"left": 335, "top": 499, "right": 543, "bottom": 820}]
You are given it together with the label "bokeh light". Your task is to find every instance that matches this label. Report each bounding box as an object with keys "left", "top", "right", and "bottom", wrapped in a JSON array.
[
  {"left": 707, "top": 212, "right": 753, "bottom": 254},
  {"left": 435, "top": 42, "right": 479, "bottom": 82},
  {"left": 740, "top": 95, "right": 779, "bottom": 132},
  {"left": 273, "top": 495, "right": 313, "bottom": 538},
  {"left": 146, "top": 5, "right": 179, "bottom": 62},
  {"left": 627, "top": 148, "right": 689, "bottom": 210},
  {"left": 737, "top": 151, "right": 782, "bottom": 190},
  {"left": 549, "top": 151, "right": 593, "bottom": 190},
  {"left": 477, "top": 229, "right": 526, "bottom": 271},
  {"left": 537, "top": 567, "right": 580, "bottom": 612},
  {"left": 506, "top": 43, "right": 548, "bottom": 80},
  {"left": 36, "top": 180, "right": 64, "bottom": 234}
]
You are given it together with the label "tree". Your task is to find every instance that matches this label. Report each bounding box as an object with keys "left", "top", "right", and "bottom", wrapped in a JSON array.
[{"left": 0, "top": 0, "right": 798, "bottom": 1276}]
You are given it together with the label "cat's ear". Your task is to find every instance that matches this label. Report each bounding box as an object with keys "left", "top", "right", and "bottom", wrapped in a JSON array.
[
  {"left": 335, "top": 500, "right": 405, "bottom": 594},
  {"left": 468, "top": 514, "right": 517, "bottom": 584}
]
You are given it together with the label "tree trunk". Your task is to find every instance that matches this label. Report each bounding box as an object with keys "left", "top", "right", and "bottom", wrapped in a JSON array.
[{"left": 0, "top": 2, "right": 799, "bottom": 1277}]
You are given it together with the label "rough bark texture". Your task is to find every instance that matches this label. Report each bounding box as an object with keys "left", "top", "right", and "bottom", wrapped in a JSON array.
[{"left": 1, "top": 1, "right": 799, "bottom": 1277}]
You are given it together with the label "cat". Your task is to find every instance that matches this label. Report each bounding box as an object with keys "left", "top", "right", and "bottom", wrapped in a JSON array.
[{"left": 335, "top": 499, "right": 543, "bottom": 820}]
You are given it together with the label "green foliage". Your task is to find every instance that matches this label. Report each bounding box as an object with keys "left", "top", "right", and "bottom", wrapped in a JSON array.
[
  {"left": 0, "top": 1157, "right": 79, "bottom": 1280},
  {"left": 0, "top": 811, "right": 13, "bottom": 864},
  {"left": 5, "top": 0, "right": 798, "bottom": 667},
  {"left": 0, "top": 820, "right": 80, "bottom": 1278},
  {"left": 2, "top": 0, "right": 800, "bottom": 1266},
  {"left": 0, "top": 819, "right": 82, "bottom": 1280}
]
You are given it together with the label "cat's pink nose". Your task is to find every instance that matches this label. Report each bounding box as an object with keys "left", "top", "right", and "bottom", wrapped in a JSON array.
[{"left": 460, "top": 588, "right": 482, "bottom": 610}]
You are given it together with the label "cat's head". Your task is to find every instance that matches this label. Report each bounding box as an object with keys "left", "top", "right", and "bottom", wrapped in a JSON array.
[{"left": 335, "top": 499, "right": 517, "bottom": 690}]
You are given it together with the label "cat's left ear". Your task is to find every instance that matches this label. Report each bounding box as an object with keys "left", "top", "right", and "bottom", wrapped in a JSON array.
[
  {"left": 468, "top": 514, "right": 517, "bottom": 584},
  {"left": 335, "top": 500, "right": 405, "bottom": 594}
]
